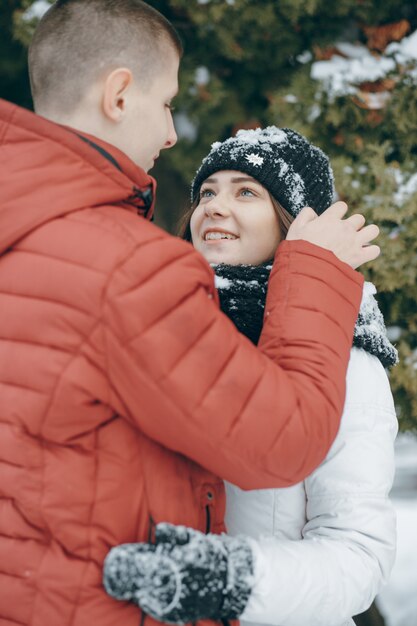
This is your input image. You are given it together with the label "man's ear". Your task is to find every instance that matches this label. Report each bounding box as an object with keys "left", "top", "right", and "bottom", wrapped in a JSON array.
[{"left": 102, "top": 68, "right": 133, "bottom": 123}]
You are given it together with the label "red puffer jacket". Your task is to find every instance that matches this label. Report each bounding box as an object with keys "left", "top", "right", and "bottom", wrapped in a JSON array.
[{"left": 0, "top": 99, "right": 363, "bottom": 626}]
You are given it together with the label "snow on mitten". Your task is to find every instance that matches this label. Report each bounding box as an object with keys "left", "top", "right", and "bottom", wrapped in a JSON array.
[{"left": 103, "top": 522, "right": 254, "bottom": 625}]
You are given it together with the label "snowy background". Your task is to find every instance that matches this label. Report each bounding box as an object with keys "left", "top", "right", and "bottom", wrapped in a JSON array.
[{"left": 377, "top": 432, "right": 417, "bottom": 626}]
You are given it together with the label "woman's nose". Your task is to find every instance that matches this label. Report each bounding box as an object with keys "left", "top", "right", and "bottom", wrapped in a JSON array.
[{"left": 204, "top": 196, "right": 230, "bottom": 218}]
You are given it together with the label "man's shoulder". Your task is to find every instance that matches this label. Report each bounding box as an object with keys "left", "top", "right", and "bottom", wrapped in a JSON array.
[
  {"left": 67, "top": 204, "right": 170, "bottom": 248},
  {"left": 63, "top": 204, "right": 212, "bottom": 281},
  {"left": 64, "top": 204, "right": 188, "bottom": 257}
]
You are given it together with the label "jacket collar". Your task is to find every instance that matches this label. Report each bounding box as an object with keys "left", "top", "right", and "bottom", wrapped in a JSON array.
[{"left": 0, "top": 99, "right": 156, "bottom": 255}]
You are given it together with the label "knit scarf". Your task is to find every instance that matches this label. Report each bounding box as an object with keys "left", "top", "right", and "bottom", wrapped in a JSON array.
[{"left": 214, "top": 263, "right": 398, "bottom": 369}]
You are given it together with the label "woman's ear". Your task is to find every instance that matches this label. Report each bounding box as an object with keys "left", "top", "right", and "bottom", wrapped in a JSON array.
[{"left": 102, "top": 68, "right": 133, "bottom": 123}]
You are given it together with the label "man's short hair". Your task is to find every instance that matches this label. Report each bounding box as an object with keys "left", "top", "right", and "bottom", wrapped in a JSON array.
[{"left": 29, "top": 0, "right": 183, "bottom": 114}]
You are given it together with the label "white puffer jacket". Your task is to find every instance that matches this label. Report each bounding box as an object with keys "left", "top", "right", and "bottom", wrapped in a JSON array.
[{"left": 225, "top": 347, "right": 398, "bottom": 626}]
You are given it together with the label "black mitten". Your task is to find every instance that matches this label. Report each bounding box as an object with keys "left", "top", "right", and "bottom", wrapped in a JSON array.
[{"left": 103, "top": 523, "right": 254, "bottom": 625}]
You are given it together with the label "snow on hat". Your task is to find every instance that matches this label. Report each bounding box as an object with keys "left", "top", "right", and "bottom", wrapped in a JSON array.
[{"left": 191, "top": 126, "right": 334, "bottom": 217}]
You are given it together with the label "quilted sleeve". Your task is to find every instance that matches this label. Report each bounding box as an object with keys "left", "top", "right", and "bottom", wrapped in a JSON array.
[
  {"left": 102, "top": 236, "right": 364, "bottom": 489},
  {"left": 240, "top": 348, "right": 398, "bottom": 626}
]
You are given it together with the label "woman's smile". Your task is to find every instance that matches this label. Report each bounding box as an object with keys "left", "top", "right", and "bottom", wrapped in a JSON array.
[{"left": 202, "top": 227, "right": 239, "bottom": 242}]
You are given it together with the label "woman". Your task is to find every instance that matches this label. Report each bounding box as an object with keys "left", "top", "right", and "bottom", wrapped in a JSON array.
[{"left": 104, "top": 127, "right": 398, "bottom": 626}]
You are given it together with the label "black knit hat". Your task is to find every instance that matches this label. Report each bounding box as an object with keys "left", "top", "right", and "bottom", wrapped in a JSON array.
[{"left": 191, "top": 126, "right": 334, "bottom": 217}]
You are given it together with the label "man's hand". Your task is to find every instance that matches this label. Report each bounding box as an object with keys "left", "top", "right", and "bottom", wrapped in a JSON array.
[
  {"left": 286, "top": 202, "right": 380, "bottom": 269},
  {"left": 103, "top": 523, "right": 254, "bottom": 625}
]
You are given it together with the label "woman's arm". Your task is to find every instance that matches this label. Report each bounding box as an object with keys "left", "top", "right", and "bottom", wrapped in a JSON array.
[{"left": 241, "top": 348, "right": 398, "bottom": 626}]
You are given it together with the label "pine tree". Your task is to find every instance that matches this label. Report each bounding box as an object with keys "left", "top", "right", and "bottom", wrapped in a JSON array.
[
  {"left": 154, "top": 0, "right": 417, "bottom": 432},
  {"left": 0, "top": 0, "right": 32, "bottom": 109}
]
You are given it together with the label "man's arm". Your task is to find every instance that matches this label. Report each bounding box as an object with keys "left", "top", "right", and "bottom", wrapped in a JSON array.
[{"left": 101, "top": 232, "right": 363, "bottom": 490}]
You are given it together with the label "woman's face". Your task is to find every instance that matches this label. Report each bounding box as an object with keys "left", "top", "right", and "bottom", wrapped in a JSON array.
[{"left": 190, "top": 170, "right": 281, "bottom": 265}]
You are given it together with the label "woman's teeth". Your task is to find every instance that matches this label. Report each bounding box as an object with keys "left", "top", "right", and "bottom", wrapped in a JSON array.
[{"left": 204, "top": 232, "right": 237, "bottom": 241}]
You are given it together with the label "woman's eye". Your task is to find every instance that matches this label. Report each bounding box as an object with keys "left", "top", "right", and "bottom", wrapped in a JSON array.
[
  {"left": 200, "top": 189, "right": 215, "bottom": 198},
  {"left": 240, "top": 188, "right": 256, "bottom": 197}
]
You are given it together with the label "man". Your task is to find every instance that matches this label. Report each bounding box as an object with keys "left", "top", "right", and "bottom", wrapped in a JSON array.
[{"left": 0, "top": 1, "right": 379, "bottom": 625}]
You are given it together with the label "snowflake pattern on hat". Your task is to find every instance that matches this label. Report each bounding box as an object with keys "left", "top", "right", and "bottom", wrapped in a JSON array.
[{"left": 246, "top": 153, "right": 264, "bottom": 166}]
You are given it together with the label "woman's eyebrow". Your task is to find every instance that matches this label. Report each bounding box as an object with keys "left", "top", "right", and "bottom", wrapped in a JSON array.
[
  {"left": 202, "top": 176, "right": 260, "bottom": 185},
  {"left": 230, "top": 176, "right": 260, "bottom": 185}
]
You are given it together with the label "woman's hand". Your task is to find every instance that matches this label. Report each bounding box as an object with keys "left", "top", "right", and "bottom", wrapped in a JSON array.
[
  {"left": 286, "top": 202, "right": 380, "bottom": 269},
  {"left": 103, "top": 523, "right": 254, "bottom": 624}
]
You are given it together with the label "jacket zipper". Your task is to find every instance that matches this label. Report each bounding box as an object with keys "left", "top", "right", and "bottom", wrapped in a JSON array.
[
  {"left": 205, "top": 487, "right": 215, "bottom": 534},
  {"left": 205, "top": 504, "right": 211, "bottom": 534},
  {"left": 206, "top": 491, "right": 230, "bottom": 626},
  {"left": 138, "top": 516, "right": 156, "bottom": 626}
]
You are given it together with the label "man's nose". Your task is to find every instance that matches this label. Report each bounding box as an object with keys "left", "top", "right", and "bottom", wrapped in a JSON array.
[{"left": 164, "top": 114, "right": 178, "bottom": 149}]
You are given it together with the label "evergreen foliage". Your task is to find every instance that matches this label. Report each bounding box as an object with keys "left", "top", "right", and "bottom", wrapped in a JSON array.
[
  {"left": 0, "top": 1, "right": 32, "bottom": 109},
  {"left": 6, "top": 0, "right": 417, "bottom": 430}
]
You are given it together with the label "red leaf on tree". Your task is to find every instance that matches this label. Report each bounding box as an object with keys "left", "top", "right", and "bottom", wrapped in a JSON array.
[{"left": 362, "top": 20, "right": 411, "bottom": 52}]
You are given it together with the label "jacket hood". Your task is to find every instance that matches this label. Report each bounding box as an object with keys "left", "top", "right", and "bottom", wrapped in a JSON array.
[{"left": 0, "top": 99, "right": 156, "bottom": 255}]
